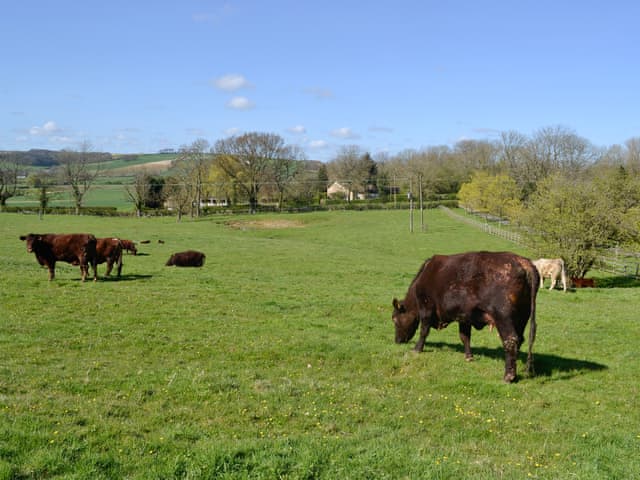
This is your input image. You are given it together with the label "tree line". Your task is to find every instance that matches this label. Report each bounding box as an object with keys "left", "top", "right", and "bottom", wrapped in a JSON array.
[{"left": 3, "top": 126, "right": 640, "bottom": 278}]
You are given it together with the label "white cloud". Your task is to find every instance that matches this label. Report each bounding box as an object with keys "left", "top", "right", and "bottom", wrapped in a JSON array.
[
  {"left": 213, "top": 74, "right": 251, "bottom": 92},
  {"left": 330, "top": 127, "right": 360, "bottom": 139},
  {"left": 30, "top": 120, "right": 60, "bottom": 136},
  {"left": 309, "top": 140, "right": 328, "bottom": 149},
  {"left": 226, "top": 96, "right": 254, "bottom": 110},
  {"left": 288, "top": 125, "right": 306, "bottom": 134}
]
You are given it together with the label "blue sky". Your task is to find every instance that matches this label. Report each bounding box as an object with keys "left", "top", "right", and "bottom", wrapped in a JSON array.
[{"left": 1, "top": 1, "right": 639, "bottom": 162}]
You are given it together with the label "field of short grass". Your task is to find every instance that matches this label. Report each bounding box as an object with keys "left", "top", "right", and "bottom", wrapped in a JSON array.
[{"left": 1, "top": 209, "right": 639, "bottom": 479}]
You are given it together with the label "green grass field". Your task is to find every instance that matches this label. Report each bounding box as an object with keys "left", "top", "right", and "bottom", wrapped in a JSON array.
[{"left": 1, "top": 210, "right": 639, "bottom": 479}]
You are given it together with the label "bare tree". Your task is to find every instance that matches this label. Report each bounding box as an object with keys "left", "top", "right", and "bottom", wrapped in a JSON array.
[
  {"left": 57, "top": 141, "right": 103, "bottom": 214},
  {"left": 176, "top": 139, "right": 211, "bottom": 217},
  {"left": 213, "top": 132, "right": 298, "bottom": 213},
  {"left": 125, "top": 171, "right": 152, "bottom": 217},
  {"left": 327, "top": 145, "right": 374, "bottom": 201},
  {"left": 271, "top": 145, "right": 305, "bottom": 210}
]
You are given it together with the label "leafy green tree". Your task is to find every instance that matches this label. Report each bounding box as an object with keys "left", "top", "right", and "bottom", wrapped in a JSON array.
[
  {"left": 458, "top": 172, "right": 520, "bottom": 219},
  {"left": 0, "top": 152, "right": 21, "bottom": 209},
  {"left": 517, "top": 174, "right": 616, "bottom": 277}
]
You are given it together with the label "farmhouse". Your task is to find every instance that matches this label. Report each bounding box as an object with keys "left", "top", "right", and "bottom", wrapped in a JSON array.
[{"left": 327, "top": 181, "right": 379, "bottom": 201}]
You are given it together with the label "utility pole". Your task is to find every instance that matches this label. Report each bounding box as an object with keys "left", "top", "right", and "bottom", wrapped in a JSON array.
[{"left": 408, "top": 177, "right": 414, "bottom": 233}]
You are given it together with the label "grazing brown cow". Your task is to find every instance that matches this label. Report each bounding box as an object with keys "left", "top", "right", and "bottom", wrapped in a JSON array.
[
  {"left": 572, "top": 277, "right": 596, "bottom": 288},
  {"left": 20, "top": 233, "right": 98, "bottom": 282},
  {"left": 392, "top": 251, "right": 539, "bottom": 383},
  {"left": 532, "top": 258, "right": 567, "bottom": 292},
  {"left": 95, "top": 238, "right": 123, "bottom": 277},
  {"left": 165, "top": 250, "right": 206, "bottom": 267},
  {"left": 119, "top": 239, "right": 137, "bottom": 255}
]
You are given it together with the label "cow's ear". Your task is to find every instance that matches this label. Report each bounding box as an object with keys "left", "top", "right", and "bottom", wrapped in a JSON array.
[
  {"left": 19, "top": 235, "right": 26, "bottom": 241},
  {"left": 392, "top": 298, "right": 401, "bottom": 311}
]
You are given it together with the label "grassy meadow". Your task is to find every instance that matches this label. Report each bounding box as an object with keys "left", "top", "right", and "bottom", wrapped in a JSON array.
[{"left": 1, "top": 209, "right": 639, "bottom": 479}]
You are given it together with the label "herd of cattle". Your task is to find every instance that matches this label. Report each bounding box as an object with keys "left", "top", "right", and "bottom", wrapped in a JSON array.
[
  {"left": 19, "top": 233, "right": 205, "bottom": 282},
  {"left": 20, "top": 233, "right": 593, "bottom": 383}
]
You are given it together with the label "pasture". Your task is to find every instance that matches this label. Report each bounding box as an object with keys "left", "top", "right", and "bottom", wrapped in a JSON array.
[{"left": 1, "top": 209, "right": 638, "bottom": 479}]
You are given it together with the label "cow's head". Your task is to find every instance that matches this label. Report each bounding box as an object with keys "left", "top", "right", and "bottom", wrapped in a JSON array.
[
  {"left": 392, "top": 298, "right": 419, "bottom": 344},
  {"left": 19, "top": 234, "right": 38, "bottom": 253}
]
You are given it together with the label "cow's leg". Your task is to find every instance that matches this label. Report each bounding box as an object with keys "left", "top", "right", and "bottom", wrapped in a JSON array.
[
  {"left": 413, "top": 320, "right": 431, "bottom": 352},
  {"left": 105, "top": 261, "right": 113, "bottom": 277},
  {"left": 80, "top": 261, "right": 88, "bottom": 282},
  {"left": 499, "top": 328, "right": 519, "bottom": 383},
  {"left": 458, "top": 322, "right": 473, "bottom": 361},
  {"left": 48, "top": 261, "right": 55, "bottom": 281},
  {"left": 549, "top": 275, "right": 556, "bottom": 290}
]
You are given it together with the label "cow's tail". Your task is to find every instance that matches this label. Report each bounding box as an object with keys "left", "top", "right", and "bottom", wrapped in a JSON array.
[{"left": 527, "top": 263, "right": 539, "bottom": 376}]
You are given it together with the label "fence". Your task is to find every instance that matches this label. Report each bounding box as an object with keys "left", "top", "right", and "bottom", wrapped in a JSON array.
[{"left": 439, "top": 206, "right": 640, "bottom": 279}]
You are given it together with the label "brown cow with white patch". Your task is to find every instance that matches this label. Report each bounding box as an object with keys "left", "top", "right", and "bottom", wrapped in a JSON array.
[
  {"left": 532, "top": 258, "right": 567, "bottom": 292},
  {"left": 95, "top": 237, "right": 123, "bottom": 277},
  {"left": 20, "top": 233, "right": 98, "bottom": 281},
  {"left": 392, "top": 251, "right": 539, "bottom": 383}
]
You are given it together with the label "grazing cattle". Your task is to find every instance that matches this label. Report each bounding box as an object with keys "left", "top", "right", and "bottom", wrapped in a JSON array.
[
  {"left": 532, "top": 258, "right": 567, "bottom": 292},
  {"left": 95, "top": 238, "right": 123, "bottom": 277},
  {"left": 572, "top": 277, "right": 596, "bottom": 288},
  {"left": 165, "top": 250, "right": 205, "bottom": 267},
  {"left": 119, "top": 239, "right": 137, "bottom": 255},
  {"left": 20, "top": 233, "right": 98, "bottom": 282},
  {"left": 391, "top": 251, "right": 539, "bottom": 383}
]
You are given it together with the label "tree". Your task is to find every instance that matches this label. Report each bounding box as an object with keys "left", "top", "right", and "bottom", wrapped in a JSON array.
[
  {"left": 57, "top": 141, "right": 103, "bottom": 214},
  {"left": 27, "top": 171, "right": 54, "bottom": 219},
  {"left": 0, "top": 152, "right": 22, "bottom": 209},
  {"left": 213, "top": 132, "right": 299, "bottom": 213},
  {"left": 326, "top": 146, "right": 376, "bottom": 201},
  {"left": 271, "top": 146, "right": 304, "bottom": 210},
  {"left": 164, "top": 175, "right": 192, "bottom": 222},
  {"left": 125, "top": 174, "right": 165, "bottom": 212},
  {"left": 517, "top": 173, "right": 618, "bottom": 278},
  {"left": 458, "top": 171, "right": 520, "bottom": 219},
  {"left": 176, "top": 139, "right": 211, "bottom": 217}
]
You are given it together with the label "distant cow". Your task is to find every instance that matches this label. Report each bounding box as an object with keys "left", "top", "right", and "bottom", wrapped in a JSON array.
[
  {"left": 572, "top": 277, "right": 596, "bottom": 288},
  {"left": 166, "top": 250, "right": 205, "bottom": 267},
  {"left": 20, "top": 233, "right": 98, "bottom": 282},
  {"left": 119, "top": 239, "right": 137, "bottom": 255},
  {"left": 392, "top": 251, "right": 539, "bottom": 383},
  {"left": 95, "top": 238, "right": 123, "bottom": 277},
  {"left": 532, "top": 258, "right": 567, "bottom": 292}
]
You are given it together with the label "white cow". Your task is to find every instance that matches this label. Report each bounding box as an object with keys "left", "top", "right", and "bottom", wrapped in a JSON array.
[{"left": 533, "top": 258, "right": 567, "bottom": 292}]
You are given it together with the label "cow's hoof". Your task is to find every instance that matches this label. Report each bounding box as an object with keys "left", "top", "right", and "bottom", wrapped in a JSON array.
[
  {"left": 465, "top": 355, "right": 474, "bottom": 362},
  {"left": 503, "top": 373, "right": 517, "bottom": 383}
]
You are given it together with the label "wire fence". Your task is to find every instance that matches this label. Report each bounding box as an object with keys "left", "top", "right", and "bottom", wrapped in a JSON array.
[{"left": 439, "top": 206, "right": 640, "bottom": 279}]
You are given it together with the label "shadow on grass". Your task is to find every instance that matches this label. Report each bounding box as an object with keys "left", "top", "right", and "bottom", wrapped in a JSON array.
[
  {"left": 590, "top": 276, "right": 640, "bottom": 289},
  {"left": 424, "top": 341, "right": 607, "bottom": 380},
  {"left": 99, "top": 274, "right": 153, "bottom": 282}
]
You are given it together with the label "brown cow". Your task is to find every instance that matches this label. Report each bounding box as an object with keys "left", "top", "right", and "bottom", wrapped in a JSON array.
[
  {"left": 20, "top": 233, "right": 98, "bottom": 282},
  {"left": 119, "top": 239, "right": 137, "bottom": 255},
  {"left": 572, "top": 277, "right": 596, "bottom": 288},
  {"left": 392, "top": 251, "right": 539, "bottom": 383},
  {"left": 165, "top": 250, "right": 206, "bottom": 267},
  {"left": 95, "top": 238, "right": 123, "bottom": 277}
]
